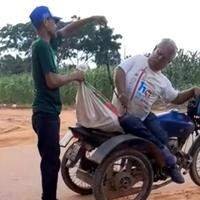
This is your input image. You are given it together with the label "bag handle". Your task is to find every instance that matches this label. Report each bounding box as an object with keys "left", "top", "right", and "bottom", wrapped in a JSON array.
[{"left": 84, "top": 82, "right": 119, "bottom": 115}]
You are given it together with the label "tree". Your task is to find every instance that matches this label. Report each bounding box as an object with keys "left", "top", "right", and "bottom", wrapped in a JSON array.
[
  {"left": 0, "top": 23, "right": 36, "bottom": 57},
  {"left": 0, "top": 54, "right": 31, "bottom": 74},
  {"left": 0, "top": 17, "right": 122, "bottom": 74},
  {"left": 57, "top": 17, "right": 122, "bottom": 66}
]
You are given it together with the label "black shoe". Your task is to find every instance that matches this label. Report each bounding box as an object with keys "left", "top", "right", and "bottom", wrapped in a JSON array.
[{"left": 168, "top": 166, "right": 185, "bottom": 184}]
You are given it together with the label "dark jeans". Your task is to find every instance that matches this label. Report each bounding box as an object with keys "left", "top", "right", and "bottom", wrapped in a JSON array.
[
  {"left": 144, "top": 112, "right": 169, "bottom": 146},
  {"left": 119, "top": 112, "right": 168, "bottom": 149},
  {"left": 32, "top": 112, "right": 60, "bottom": 200}
]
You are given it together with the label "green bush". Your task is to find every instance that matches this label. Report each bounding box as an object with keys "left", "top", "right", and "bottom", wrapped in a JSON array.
[
  {"left": 164, "top": 50, "right": 200, "bottom": 89},
  {"left": 0, "top": 67, "right": 114, "bottom": 105},
  {"left": 0, "top": 74, "right": 34, "bottom": 104},
  {"left": 1, "top": 49, "right": 200, "bottom": 106}
]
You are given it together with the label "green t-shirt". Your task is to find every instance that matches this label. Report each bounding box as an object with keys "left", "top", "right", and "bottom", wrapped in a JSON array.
[{"left": 31, "top": 37, "right": 62, "bottom": 115}]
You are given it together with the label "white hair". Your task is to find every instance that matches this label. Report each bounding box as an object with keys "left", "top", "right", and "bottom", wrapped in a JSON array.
[{"left": 158, "top": 38, "right": 178, "bottom": 56}]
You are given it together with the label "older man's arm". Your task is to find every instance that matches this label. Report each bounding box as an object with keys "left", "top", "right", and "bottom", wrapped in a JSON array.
[
  {"left": 171, "top": 87, "right": 200, "bottom": 104},
  {"left": 114, "top": 67, "right": 129, "bottom": 108}
]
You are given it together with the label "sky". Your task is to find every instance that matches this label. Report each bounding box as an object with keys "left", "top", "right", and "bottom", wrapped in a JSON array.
[{"left": 0, "top": 0, "right": 200, "bottom": 58}]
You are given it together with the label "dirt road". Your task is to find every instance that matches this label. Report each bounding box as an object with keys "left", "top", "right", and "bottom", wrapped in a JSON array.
[{"left": 0, "top": 108, "right": 200, "bottom": 200}]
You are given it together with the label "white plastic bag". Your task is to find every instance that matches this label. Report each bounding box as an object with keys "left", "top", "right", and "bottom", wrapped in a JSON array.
[{"left": 76, "top": 83, "right": 123, "bottom": 133}]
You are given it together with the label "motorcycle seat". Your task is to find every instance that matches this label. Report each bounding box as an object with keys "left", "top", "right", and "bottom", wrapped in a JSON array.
[{"left": 69, "top": 126, "right": 122, "bottom": 138}]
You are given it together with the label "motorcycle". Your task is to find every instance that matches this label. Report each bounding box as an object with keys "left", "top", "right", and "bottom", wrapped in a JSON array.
[{"left": 60, "top": 97, "right": 200, "bottom": 200}]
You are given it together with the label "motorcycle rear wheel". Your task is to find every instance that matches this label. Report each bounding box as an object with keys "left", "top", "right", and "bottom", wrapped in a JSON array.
[
  {"left": 93, "top": 148, "right": 153, "bottom": 200},
  {"left": 61, "top": 144, "right": 93, "bottom": 195}
]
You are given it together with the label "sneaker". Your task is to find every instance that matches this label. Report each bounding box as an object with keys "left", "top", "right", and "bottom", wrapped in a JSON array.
[{"left": 168, "top": 165, "right": 185, "bottom": 184}]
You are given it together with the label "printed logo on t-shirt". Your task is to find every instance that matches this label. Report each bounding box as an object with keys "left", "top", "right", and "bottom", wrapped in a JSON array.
[
  {"left": 134, "top": 80, "right": 154, "bottom": 107},
  {"left": 137, "top": 81, "right": 153, "bottom": 98}
]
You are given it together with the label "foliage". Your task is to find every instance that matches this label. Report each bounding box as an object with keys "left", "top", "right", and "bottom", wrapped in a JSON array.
[
  {"left": 0, "top": 74, "right": 34, "bottom": 104},
  {"left": 0, "top": 19, "right": 122, "bottom": 74},
  {"left": 164, "top": 49, "right": 200, "bottom": 89},
  {"left": 58, "top": 22, "right": 122, "bottom": 66},
  {"left": 0, "top": 55, "right": 31, "bottom": 74},
  {"left": 0, "top": 23, "right": 36, "bottom": 57},
  {"left": 1, "top": 50, "right": 200, "bottom": 105},
  {"left": 0, "top": 68, "right": 113, "bottom": 105}
]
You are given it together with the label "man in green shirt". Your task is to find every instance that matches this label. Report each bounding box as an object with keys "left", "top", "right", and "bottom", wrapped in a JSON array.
[{"left": 29, "top": 6, "right": 107, "bottom": 200}]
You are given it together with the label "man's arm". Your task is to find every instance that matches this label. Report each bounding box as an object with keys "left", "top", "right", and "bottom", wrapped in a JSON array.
[
  {"left": 57, "top": 16, "right": 107, "bottom": 38},
  {"left": 114, "top": 67, "right": 129, "bottom": 108},
  {"left": 45, "top": 71, "right": 84, "bottom": 89},
  {"left": 171, "top": 87, "right": 200, "bottom": 104},
  {"left": 114, "top": 67, "right": 126, "bottom": 95}
]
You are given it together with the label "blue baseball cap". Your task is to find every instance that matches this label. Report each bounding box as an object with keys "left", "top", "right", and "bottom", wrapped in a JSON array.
[{"left": 29, "top": 6, "right": 61, "bottom": 29}]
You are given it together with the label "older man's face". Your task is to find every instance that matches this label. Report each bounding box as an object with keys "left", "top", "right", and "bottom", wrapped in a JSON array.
[{"left": 148, "top": 44, "right": 176, "bottom": 71}]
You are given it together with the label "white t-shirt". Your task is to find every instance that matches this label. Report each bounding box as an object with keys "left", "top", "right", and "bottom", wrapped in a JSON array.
[{"left": 112, "top": 55, "right": 179, "bottom": 120}]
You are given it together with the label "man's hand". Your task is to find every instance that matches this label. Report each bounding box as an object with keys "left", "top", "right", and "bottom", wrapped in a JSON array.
[
  {"left": 70, "top": 70, "right": 85, "bottom": 82},
  {"left": 194, "top": 87, "right": 200, "bottom": 97},
  {"left": 92, "top": 16, "right": 107, "bottom": 26},
  {"left": 172, "top": 86, "right": 200, "bottom": 105},
  {"left": 119, "top": 93, "right": 129, "bottom": 110}
]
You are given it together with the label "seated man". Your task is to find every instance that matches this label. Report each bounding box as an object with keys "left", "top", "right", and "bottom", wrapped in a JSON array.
[{"left": 112, "top": 38, "right": 200, "bottom": 184}]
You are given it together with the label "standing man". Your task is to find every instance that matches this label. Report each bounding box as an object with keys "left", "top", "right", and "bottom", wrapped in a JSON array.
[
  {"left": 29, "top": 6, "right": 107, "bottom": 200},
  {"left": 113, "top": 38, "right": 200, "bottom": 183}
]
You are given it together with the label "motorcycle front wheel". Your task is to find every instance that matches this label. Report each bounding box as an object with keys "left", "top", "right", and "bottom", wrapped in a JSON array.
[{"left": 189, "top": 145, "right": 200, "bottom": 186}]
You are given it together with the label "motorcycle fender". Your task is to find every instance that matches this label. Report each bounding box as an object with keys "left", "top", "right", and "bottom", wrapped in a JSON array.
[
  {"left": 64, "top": 142, "right": 84, "bottom": 168},
  {"left": 89, "top": 134, "right": 165, "bottom": 167},
  {"left": 60, "top": 130, "right": 73, "bottom": 147}
]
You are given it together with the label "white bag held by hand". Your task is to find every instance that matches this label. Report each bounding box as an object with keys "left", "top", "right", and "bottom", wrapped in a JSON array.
[{"left": 76, "top": 83, "right": 123, "bottom": 133}]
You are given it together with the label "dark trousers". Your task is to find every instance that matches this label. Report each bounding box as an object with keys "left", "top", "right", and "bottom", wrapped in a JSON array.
[
  {"left": 119, "top": 112, "right": 168, "bottom": 149},
  {"left": 32, "top": 112, "right": 60, "bottom": 200},
  {"left": 144, "top": 112, "right": 169, "bottom": 146}
]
